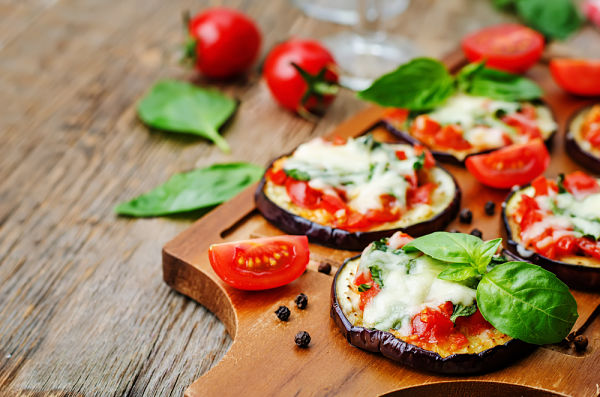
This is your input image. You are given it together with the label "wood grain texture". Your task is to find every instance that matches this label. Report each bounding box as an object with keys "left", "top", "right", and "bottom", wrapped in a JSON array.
[
  {"left": 0, "top": 0, "right": 599, "bottom": 396},
  {"left": 164, "top": 59, "right": 600, "bottom": 396}
]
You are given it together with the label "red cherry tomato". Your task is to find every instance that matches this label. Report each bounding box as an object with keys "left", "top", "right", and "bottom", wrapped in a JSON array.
[
  {"left": 465, "top": 139, "right": 550, "bottom": 189},
  {"left": 562, "top": 171, "right": 600, "bottom": 196},
  {"left": 186, "top": 8, "right": 261, "bottom": 79},
  {"left": 550, "top": 59, "right": 600, "bottom": 96},
  {"left": 462, "top": 24, "right": 544, "bottom": 73},
  {"left": 208, "top": 235, "right": 309, "bottom": 290},
  {"left": 263, "top": 39, "right": 338, "bottom": 115}
]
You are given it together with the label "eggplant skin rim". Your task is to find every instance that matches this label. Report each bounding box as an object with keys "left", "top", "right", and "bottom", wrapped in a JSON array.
[
  {"left": 382, "top": 101, "right": 558, "bottom": 166},
  {"left": 501, "top": 184, "right": 600, "bottom": 290},
  {"left": 565, "top": 104, "right": 600, "bottom": 174},
  {"left": 330, "top": 254, "right": 534, "bottom": 375},
  {"left": 254, "top": 156, "right": 461, "bottom": 251}
]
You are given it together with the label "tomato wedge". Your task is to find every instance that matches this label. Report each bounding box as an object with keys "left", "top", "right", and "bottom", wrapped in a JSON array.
[
  {"left": 461, "top": 24, "right": 544, "bottom": 73},
  {"left": 208, "top": 235, "right": 309, "bottom": 290},
  {"left": 465, "top": 140, "right": 550, "bottom": 189},
  {"left": 550, "top": 59, "right": 600, "bottom": 96}
]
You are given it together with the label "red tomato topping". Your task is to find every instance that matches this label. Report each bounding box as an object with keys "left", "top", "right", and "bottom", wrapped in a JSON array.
[
  {"left": 563, "top": 171, "right": 600, "bottom": 197},
  {"left": 384, "top": 108, "right": 409, "bottom": 124},
  {"left": 531, "top": 175, "right": 558, "bottom": 196},
  {"left": 407, "top": 183, "right": 436, "bottom": 206},
  {"left": 465, "top": 139, "right": 550, "bottom": 189},
  {"left": 266, "top": 168, "right": 287, "bottom": 185},
  {"left": 331, "top": 135, "right": 347, "bottom": 146},
  {"left": 285, "top": 179, "right": 321, "bottom": 209},
  {"left": 502, "top": 108, "right": 542, "bottom": 140},
  {"left": 461, "top": 24, "right": 544, "bottom": 73},
  {"left": 409, "top": 302, "right": 468, "bottom": 347},
  {"left": 434, "top": 125, "right": 472, "bottom": 150},
  {"left": 455, "top": 309, "right": 494, "bottom": 335},
  {"left": 414, "top": 145, "right": 436, "bottom": 168},
  {"left": 354, "top": 271, "right": 381, "bottom": 311},
  {"left": 208, "top": 235, "right": 309, "bottom": 290},
  {"left": 320, "top": 193, "right": 347, "bottom": 215},
  {"left": 412, "top": 115, "right": 441, "bottom": 138},
  {"left": 395, "top": 150, "right": 407, "bottom": 160},
  {"left": 578, "top": 239, "right": 600, "bottom": 260},
  {"left": 582, "top": 105, "right": 600, "bottom": 149},
  {"left": 550, "top": 59, "right": 600, "bottom": 97}
]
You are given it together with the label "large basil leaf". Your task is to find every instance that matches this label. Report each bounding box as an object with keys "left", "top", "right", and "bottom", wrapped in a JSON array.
[
  {"left": 403, "top": 232, "right": 482, "bottom": 264},
  {"left": 357, "top": 58, "right": 455, "bottom": 111},
  {"left": 137, "top": 80, "right": 236, "bottom": 153},
  {"left": 115, "top": 162, "right": 263, "bottom": 217},
  {"left": 437, "top": 263, "right": 479, "bottom": 287},
  {"left": 459, "top": 66, "right": 542, "bottom": 101},
  {"left": 477, "top": 261, "right": 578, "bottom": 345}
]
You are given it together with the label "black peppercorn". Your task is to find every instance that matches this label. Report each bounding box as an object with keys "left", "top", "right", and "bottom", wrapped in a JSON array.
[
  {"left": 470, "top": 228, "right": 483, "bottom": 238},
  {"left": 573, "top": 335, "right": 588, "bottom": 351},
  {"left": 459, "top": 208, "right": 472, "bottom": 224},
  {"left": 484, "top": 201, "right": 495, "bottom": 215},
  {"left": 275, "top": 305, "right": 290, "bottom": 321},
  {"left": 295, "top": 331, "right": 311, "bottom": 348},
  {"left": 318, "top": 262, "right": 332, "bottom": 275},
  {"left": 295, "top": 293, "right": 308, "bottom": 309}
]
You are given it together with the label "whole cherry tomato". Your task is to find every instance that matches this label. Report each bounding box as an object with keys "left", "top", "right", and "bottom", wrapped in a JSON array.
[
  {"left": 184, "top": 8, "right": 261, "bottom": 79},
  {"left": 263, "top": 39, "right": 339, "bottom": 116}
]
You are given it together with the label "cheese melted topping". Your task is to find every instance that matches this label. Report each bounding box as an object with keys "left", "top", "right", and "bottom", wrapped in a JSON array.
[
  {"left": 335, "top": 241, "right": 510, "bottom": 357},
  {"left": 569, "top": 108, "right": 600, "bottom": 157},
  {"left": 505, "top": 183, "right": 600, "bottom": 268},
  {"left": 264, "top": 136, "right": 456, "bottom": 231},
  {"left": 412, "top": 93, "right": 556, "bottom": 160}
]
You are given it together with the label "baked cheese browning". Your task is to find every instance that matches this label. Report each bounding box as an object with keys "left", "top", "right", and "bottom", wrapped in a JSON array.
[
  {"left": 335, "top": 238, "right": 510, "bottom": 358},
  {"left": 505, "top": 173, "right": 600, "bottom": 267},
  {"left": 264, "top": 135, "right": 456, "bottom": 232},
  {"left": 384, "top": 93, "right": 556, "bottom": 161},
  {"left": 569, "top": 105, "right": 600, "bottom": 157}
]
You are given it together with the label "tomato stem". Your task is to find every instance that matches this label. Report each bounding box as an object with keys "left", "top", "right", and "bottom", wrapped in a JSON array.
[{"left": 291, "top": 62, "right": 339, "bottom": 118}]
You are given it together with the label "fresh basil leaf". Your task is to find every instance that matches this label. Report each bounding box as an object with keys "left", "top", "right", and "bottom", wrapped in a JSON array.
[
  {"left": 137, "top": 80, "right": 237, "bottom": 153},
  {"left": 515, "top": 0, "right": 582, "bottom": 40},
  {"left": 358, "top": 284, "right": 372, "bottom": 292},
  {"left": 456, "top": 61, "right": 485, "bottom": 92},
  {"left": 357, "top": 58, "right": 455, "bottom": 111},
  {"left": 473, "top": 238, "right": 502, "bottom": 274},
  {"left": 371, "top": 238, "right": 390, "bottom": 252},
  {"left": 413, "top": 153, "right": 425, "bottom": 170},
  {"left": 492, "top": 0, "right": 515, "bottom": 9},
  {"left": 477, "top": 261, "right": 578, "bottom": 345},
  {"left": 403, "top": 232, "right": 482, "bottom": 264},
  {"left": 369, "top": 265, "right": 384, "bottom": 288},
  {"left": 285, "top": 168, "right": 311, "bottom": 181},
  {"left": 450, "top": 304, "right": 477, "bottom": 323},
  {"left": 115, "top": 162, "right": 263, "bottom": 217},
  {"left": 438, "top": 263, "right": 480, "bottom": 288},
  {"left": 460, "top": 66, "right": 542, "bottom": 101}
]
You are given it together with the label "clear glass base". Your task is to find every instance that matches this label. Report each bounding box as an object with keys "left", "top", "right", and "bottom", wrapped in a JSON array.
[{"left": 322, "top": 31, "right": 421, "bottom": 91}]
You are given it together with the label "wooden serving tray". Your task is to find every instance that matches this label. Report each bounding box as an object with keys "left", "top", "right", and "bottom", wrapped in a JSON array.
[{"left": 163, "top": 52, "right": 600, "bottom": 397}]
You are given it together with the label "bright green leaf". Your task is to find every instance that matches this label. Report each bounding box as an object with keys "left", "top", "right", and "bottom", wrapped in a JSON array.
[
  {"left": 403, "top": 232, "right": 482, "bottom": 264},
  {"left": 473, "top": 238, "right": 502, "bottom": 274},
  {"left": 450, "top": 303, "right": 477, "bottom": 323},
  {"left": 459, "top": 66, "right": 542, "bottom": 101},
  {"left": 437, "top": 263, "right": 480, "bottom": 287},
  {"left": 515, "top": 0, "right": 582, "bottom": 40}
]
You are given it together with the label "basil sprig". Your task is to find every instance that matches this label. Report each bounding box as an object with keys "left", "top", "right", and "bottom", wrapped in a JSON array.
[
  {"left": 115, "top": 162, "right": 263, "bottom": 217},
  {"left": 493, "top": 0, "right": 582, "bottom": 40},
  {"left": 403, "top": 232, "right": 578, "bottom": 345},
  {"left": 358, "top": 58, "right": 543, "bottom": 110}
]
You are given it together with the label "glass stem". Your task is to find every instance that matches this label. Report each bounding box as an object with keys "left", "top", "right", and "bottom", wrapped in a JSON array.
[{"left": 355, "top": 0, "right": 385, "bottom": 40}]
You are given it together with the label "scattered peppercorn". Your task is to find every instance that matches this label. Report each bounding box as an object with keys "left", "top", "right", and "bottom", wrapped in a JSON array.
[
  {"left": 275, "top": 305, "right": 290, "bottom": 321},
  {"left": 318, "top": 262, "right": 332, "bottom": 275},
  {"left": 484, "top": 201, "right": 495, "bottom": 215},
  {"left": 470, "top": 228, "right": 483, "bottom": 238},
  {"left": 295, "top": 331, "right": 311, "bottom": 348},
  {"left": 573, "top": 335, "right": 588, "bottom": 351},
  {"left": 459, "top": 208, "right": 472, "bottom": 224},
  {"left": 295, "top": 293, "right": 308, "bottom": 309}
]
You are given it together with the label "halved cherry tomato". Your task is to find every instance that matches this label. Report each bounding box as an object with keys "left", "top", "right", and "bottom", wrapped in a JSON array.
[
  {"left": 550, "top": 59, "right": 600, "bottom": 96},
  {"left": 465, "top": 139, "right": 550, "bottom": 189},
  {"left": 208, "top": 235, "right": 309, "bottom": 290},
  {"left": 285, "top": 179, "right": 321, "bottom": 209},
  {"left": 461, "top": 24, "right": 544, "bottom": 73},
  {"left": 563, "top": 171, "right": 600, "bottom": 197}
]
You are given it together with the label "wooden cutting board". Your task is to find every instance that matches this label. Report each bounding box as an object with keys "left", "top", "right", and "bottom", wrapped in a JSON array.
[{"left": 162, "top": 52, "right": 600, "bottom": 397}]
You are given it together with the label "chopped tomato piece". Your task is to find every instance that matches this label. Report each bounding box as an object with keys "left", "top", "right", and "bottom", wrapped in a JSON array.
[
  {"left": 388, "top": 232, "right": 414, "bottom": 249},
  {"left": 285, "top": 179, "right": 321, "bottom": 209},
  {"left": 414, "top": 145, "right": 436, "bottom": 168},
  {"left": 502, "top": 112, "right": 542, "bottom": 139},
  {"left": 465, "top": 139, "right": 550, "bottom": 189},
  {"left": 410, "top": 302, "right": 467, "bottom": 346},
  {"left": 364, "top": 195, "right": 401, "bottom": 223},
  {"left": 354, "top": 271, "right": 380, "bottom": 311},
  {"left": 555, "top": 235, "right": 579, "bottom": 258},
  {"left": 384, "top": 108, "right": 409, "bottom": 124},
  {"left": 578, "top": 239, "right": 600, "bottom": 260},
  {"left": 434, "top": 124, "right": 472, "bottom": 150},
  {"left": 455, "top": 309, "right": 493, "bottom": 335},
  {"left": 395, "top": 150, "right": 407, "bottom": 160},
  {"left": 412, "top": 115, "right": 441, "bottom": 137},
  {"left": 407, "top": 183, "right": 436, "bottom": 206},
  {"left": 331, "top": 135, "right": 347, "bottom": 145},
  {"left": 208, "top": 235, "right": 309, "bottom": 290},
  {"left": 266, "top": 168, "right": 287, "bottom": 185},
  {"left": 563, "top": 171, "right": 600, "bottom": 197},
  {"left": 531, "top": 176, "right": 558, "bottom": 196},
  {"left": 320, "top": 193, "right": 347, "bottom": 214}
]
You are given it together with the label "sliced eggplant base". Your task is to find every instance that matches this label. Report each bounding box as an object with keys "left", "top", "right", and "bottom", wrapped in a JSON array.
[
  {"left": 331, "top": 257, "right": 532, "bottom": 375},
  {"left": 566, "top": 106, "right": 600, "bottom": 174},
  {"left": 502, "top": 186, "right": 600, "bottom": 290}
]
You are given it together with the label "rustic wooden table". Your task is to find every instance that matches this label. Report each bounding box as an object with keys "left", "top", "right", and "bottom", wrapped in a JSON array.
[{"left": 1, "top": 0, "right": 598, "bottom": 395}]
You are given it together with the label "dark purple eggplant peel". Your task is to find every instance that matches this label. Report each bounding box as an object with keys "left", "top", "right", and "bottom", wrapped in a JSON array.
[
  {"left": 330, "top": 255, "right": 534, "bottom": 375},
  {"left": 565, "top": 104, "right": 600, "bottom": 174},
  {"left": 255, "top": 159, "right": 461, "bottom": 251},
  {"left": 383, "top": 101, "right": 557, "bottom": 166},
  {"left": 501, "top": 185, "right": 600, "bottom": 290}
]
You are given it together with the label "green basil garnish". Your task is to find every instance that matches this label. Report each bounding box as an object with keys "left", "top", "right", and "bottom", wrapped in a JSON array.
[
  {"left": 358, "top": 284, "right": 372, "bottom": 292},
  {"left": 437, "top": 263, "right": 480, "bottom": 288},
  {"left": 137, "top": 80, "right": 237, "bottom": 153},
  {"left": 369, "top": 265, "right": 384, "bottom": 288},
  {"left": 115, "top": 162, "right": 263, "bottom": 217},
  {"left": 458, "top": 65, "right": 543, "bottom": 102},
  {"left": 450, "top": 304, "right": 477, "bottom": 323},
  {"left": 285, "top": 168, "right": 311, "bottom": 181}
]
